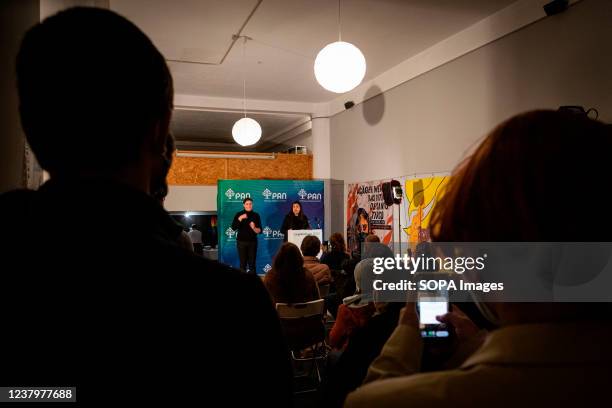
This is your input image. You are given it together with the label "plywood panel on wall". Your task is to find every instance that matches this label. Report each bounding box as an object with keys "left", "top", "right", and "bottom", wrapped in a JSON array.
[
  {"left": 167, "top": 156, "right": 226, "bottom": 185},
  {"left": 226, "top": 153, "right": 312, "bottom": 180},
  {"left": 168, "top": 152, "right": 312, "bottom": 185}
]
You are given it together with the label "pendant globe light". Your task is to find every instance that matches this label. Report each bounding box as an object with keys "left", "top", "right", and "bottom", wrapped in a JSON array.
[
  {"left": 314, "top": 0, "right": 366, "bottom": 93},
  {"left": 232, "top": 37, "right": 262, "bottom": 146}
]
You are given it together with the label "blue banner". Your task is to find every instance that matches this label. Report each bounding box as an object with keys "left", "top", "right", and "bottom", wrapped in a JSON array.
[{"left": 217, "top": 179, "right": 325, "bottom": 275}]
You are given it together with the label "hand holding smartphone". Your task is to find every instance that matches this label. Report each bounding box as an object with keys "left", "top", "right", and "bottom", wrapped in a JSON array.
[{"left": 417, "top": 292, "right": 450, "bottom": 339}]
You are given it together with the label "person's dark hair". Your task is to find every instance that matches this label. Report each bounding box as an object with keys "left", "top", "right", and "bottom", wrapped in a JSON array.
[
  {"left": 430, "top": 110, "right": 612, "bottom": 242},
  {"left": 301, "top": 235, "right": 321, "bottom": 257},
  {"left": 191, "top": 224, "right": 197, "bottom": 229},
  {"left": 16, "top": 7, "right": 173, "bottom": 174},
  {"left": 268, "top": 243, "right": 308, "bottom": 303},
  {"left": 356, "top": 208, "right": 370, "bottom": 236},
  {"left": 356, "top": 208, "right": 369, "bottom": 223},
  {"left": 289, "top": 201, "right": 305, "bottom": 219},
  {"left": 243, "top": 197, "right": 253, "bottom": 204},
  {"left": 365, "top": 234, "right": 380, "bottom": 243},
  {"left": 329, "top": 233, "right": 346, "bottom": 253}
]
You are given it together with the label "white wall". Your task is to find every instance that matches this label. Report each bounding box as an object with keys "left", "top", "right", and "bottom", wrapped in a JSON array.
[
  {"left": 165, "top": 185, "right": 218, "bottom": 212},
  {"left": 270, "top": 129, "right": 313, "bottom": 153},
  {"left": 330, "top": 0, "right": 612, "bottom": 184},
  {"left": 40, "top": 0, "right": 109, "bottom": 19},
  {"left": 0, "top": 0, "right": 39, "bottom": 193}
]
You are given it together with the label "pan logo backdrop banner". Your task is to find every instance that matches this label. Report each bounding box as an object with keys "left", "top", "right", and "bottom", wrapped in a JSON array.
[{"left": 218, "top": 179, "right": 324, "bottom": 274}]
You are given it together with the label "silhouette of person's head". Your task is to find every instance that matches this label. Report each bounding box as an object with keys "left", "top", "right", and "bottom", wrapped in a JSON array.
[
  {"left": 430, "top": 110, "right": 612, "bottom": 325},
  {"left": 431, "top": 110, "right": 612, "bottom": 242},
  {"left": 301, "top": 235, "right": 321, "bottom": 257},
  {"left": 16, "top": 7, "right": 173, "bottom": 192},
  {"left": 365, "top": 234, "right": 380, "bottom": 243},
  {"left": 151, "top": 133, "right": 176, "bottom": 203}
]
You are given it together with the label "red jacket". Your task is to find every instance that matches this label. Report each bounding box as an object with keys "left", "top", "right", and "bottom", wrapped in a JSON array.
[{"left": 329, "top": 302, "right": 375, "bottom": 350}]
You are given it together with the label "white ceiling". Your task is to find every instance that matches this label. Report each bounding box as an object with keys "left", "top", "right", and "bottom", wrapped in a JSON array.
[
  {"left": 109, "top": 0, "right": 516, "bottom": 150},
  {"left": 171, "top": 109, "right": 309, "bottom": 151},
  {"left": 111, "top": 0, "right": 515, "bottom": 103}
]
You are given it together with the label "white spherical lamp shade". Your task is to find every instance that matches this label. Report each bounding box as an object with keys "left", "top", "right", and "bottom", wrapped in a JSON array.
[
  {"left": 314, "top": 41, "right": 366, "bottom": 93},
  {"left": 232, "top": 117, "right": 262, "bottom": 146}
]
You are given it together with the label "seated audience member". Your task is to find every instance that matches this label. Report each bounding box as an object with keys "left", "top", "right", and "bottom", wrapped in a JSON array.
[
  {"left": 178, "top": 228, "right": 194, "bottom": 252},
  {"left": 322, "top": 233, "right": 355, "bottom": 316},
  {"left": 346, "top": 110, "right": 612, "bottom": 408},
  {"left": 322, "top": 301, "right": 404, "bottom": 408},
  {"left": 321, "top": 232, "right": 351, "bottom": 270},
  {"left": 301, "top": 235, "right": 331, "bottom": 285},
  {"left": 188, "top": 223, "right": 204, "bottom": 255},
  {"left": 329, "top": 241, "right": 393, "bottom": 350},
  {"left": 0, "top": 7, "right": 292, "bottom": 406},
  {"left": 265, "top": 242, "right": 320, "bottom": 304},
  {"left": 364, "top": 234, "right": 380, "bottom": 243}
]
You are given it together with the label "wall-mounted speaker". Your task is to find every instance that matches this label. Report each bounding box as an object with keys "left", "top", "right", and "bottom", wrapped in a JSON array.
[{"left": 382, "top": 179, "right": 402, "bottom": 205}]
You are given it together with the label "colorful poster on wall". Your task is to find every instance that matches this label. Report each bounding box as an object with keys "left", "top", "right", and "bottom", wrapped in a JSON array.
[
  {"left": 217, "top": 179, "right": 324, "bottom": 275},
  {"left": 346, "top": 180, "right": 393, "bottom": 254},
  {"left": 401, "top": 175, "right": 450, "bottom": 247}
]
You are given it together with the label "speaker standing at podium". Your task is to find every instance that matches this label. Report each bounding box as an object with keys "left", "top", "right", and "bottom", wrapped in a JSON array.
[
  {"left": 281, "top": 201, "right": 310, "bottom": 242},
  {"left": 231, "top": 197, "right": 262, "bottom": 274}
]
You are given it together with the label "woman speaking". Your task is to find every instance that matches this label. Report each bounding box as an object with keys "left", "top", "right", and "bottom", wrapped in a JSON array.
[{"left": 281, "top": 201, "right": 310, "bottom": 242}]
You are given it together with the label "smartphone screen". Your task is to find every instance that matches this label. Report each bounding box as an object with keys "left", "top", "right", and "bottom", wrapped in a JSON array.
[
  {"left": 418, "top": 295, "right": 450, "bottom": 338},
  {"left": 418, "top": 297, "right": 448, "bottom": 324}
]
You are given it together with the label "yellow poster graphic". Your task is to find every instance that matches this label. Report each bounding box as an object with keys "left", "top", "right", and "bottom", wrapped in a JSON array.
[{"left": 403, "top": 176, "right": 449, "bottom": 245}]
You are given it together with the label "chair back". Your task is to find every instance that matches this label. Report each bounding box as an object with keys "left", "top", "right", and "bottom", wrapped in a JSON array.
[
  {"left": 276, "top": 299, "right": 324, "bottom": 318},
  {"left": 276, "top": 299, "right": 325, "bottom": 351}
]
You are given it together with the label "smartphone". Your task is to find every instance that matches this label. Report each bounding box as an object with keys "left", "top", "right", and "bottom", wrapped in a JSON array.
[{"left": 417, "top": 292, "right": 450, "bottom": 339}]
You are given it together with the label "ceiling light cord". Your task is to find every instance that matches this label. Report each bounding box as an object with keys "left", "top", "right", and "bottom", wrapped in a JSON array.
[
  {"left": 314, "top": 0, "right": 366, "bottom": 93},
  {"left": 338, "top": 0, "right": 342, "bottom": 42},
  {"left": 232, "top": 35, "right": 262, "bottom": 146},
  {"left": 242, "top": 36, "right": 247, "bottom": 118}
]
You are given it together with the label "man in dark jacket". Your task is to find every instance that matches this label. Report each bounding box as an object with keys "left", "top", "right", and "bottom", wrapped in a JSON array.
[{"left": 0, "top": 7, "right": 292, "bottom": 406}]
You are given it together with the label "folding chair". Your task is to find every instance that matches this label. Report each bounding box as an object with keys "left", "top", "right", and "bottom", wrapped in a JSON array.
[{"left": 276, "top": 299, "right": 329, "bottom": 393}]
